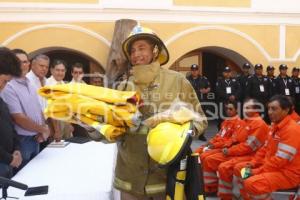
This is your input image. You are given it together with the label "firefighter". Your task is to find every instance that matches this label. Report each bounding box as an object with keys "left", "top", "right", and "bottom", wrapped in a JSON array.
[
  {"left": 238, "top": 95, "right": 300, "bottom": 200},
  {"left": 195, "top": 100, "right": 247, "bottom": 162},
  {"left": 202, "top": 98, "right": 268, "bottom": 195},
  {"left": 114, "top": 25, "right": 207, "bottom": 199}
]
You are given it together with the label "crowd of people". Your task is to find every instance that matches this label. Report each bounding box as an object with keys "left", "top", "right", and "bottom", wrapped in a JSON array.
[
  {"left": 187, "top": 62, "right": 300, "bottom": 124},
  {"left": 0, "top": 48, "right": 104, "bottom": 179},
  {"left": 188, "top": 63, "right": 300, "bottom": 199}
]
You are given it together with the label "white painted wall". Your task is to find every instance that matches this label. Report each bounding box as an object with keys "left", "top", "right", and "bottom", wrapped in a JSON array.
[
  {"left": 102, "top": 0, "right": 172, "bottom": 9},
  {"left": 252, "top": 0, "right": 300, "bottom": 13}
]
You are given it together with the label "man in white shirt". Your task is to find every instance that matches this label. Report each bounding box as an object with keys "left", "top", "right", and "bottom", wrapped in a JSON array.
[
  {"left": 70, "top": 62, "right": 85, "bottom": 83},
  {"left": 46, "top": 59, "right": 73, "bottom": 141},
  {"left": 26, "top": 54, "right": 50, "bottom": 111}
]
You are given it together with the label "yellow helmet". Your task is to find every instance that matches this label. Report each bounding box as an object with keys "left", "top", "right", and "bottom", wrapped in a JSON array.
[
  {"left": 147, "top": 122, "right": 193, "bottom": 166},
  {"left": 122, "top": 25, "right": 169, "bottom": 66}
]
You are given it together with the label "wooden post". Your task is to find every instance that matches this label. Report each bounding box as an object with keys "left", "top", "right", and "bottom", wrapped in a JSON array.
[{"left": 105, "top": 19, "right": 137, "bottom": 88}]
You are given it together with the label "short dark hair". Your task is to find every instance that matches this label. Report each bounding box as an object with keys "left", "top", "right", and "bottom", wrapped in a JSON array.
[
  {"left": 11, "top": 49, "right": 28, "bottom": 57},
  {"left": 225, "top": 99, "right": 238, "bottom": 110},
  {"left": 269, "top": 95, "right": 293, "bottom": 114},
  {"left": 51, "top": 59, "right": 67, "bottom": 69},
  {"left": 244, "top": 98, "right": 261, "bottom": 110},
  {"left": 71, "top": 62, "right": 84, "bottom": 72},
  {"left": 0, "top": 47, "right": 21, "bottom": 77}
]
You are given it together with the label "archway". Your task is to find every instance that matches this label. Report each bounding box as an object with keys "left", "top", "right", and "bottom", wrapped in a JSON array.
[
  {"left": 165, "top": 25, "right": 270, "bottom": 70},
  {"left": 170, "top": 46, "right": 250, "bottom": 91},
  {"left": 30, "top": 47, "right": 104, "bottom": 83},
  {"left": 2, "top": 23, "right": 111, "bottom": 71}
]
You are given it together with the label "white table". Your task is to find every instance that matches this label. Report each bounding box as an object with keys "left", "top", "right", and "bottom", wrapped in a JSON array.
[{"left": 4, "top": 141, "right": 117, "bottom": 200}]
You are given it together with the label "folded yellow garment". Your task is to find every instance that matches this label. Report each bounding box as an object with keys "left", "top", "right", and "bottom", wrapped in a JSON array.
[
  {"left": 39, "top": 83, "right": 141, "bottom": 105},
  {"left": 77, "top": 114, "right": 125, "bottom": 142},
  {"left": 44, "top": 94, "right": 139, "bottom": 127},
  {"left": 144, "top": 104, "right": 204, "bottom": 128},
  {"left": 40, "top": 84, "right": 142, "bottom": 142}
]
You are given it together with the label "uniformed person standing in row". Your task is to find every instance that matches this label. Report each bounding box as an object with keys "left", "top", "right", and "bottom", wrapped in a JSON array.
[
  {"left": 291, "top": 67, "right": 300, "bottom": 114},
  {"left": 266, "top": 65, "right": 276, "bottom": 97},
  {"left": 215, "top": 66, "right": 241, "bottom": 127},
  {"left": 237, "top": 63, "right": 252, "bottom": 102},
  {"left": 187, "top": 64, "right": 211, "bottom": 141},
  {"left": 246, "top": 64, "right": 272, "bottom": 105},
  {"left": 266, "top": 65, "right": 275, "bottom": 80},
  {"left": 186, "top": 64, "right": 211, "bottom": 104},
  {"left": 273, "top": 64, "right": 294, "bottom": 97},
  {"left": 246, "top": 64, "right": 272, "bottom": 122}
]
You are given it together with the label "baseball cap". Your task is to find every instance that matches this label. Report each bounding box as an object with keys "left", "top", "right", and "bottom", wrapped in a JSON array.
[
  {"left": 279, "top": 64, "right": 288, "bottom": 70},
  {"left": 191, "top": 64, "right": 199, "bottom": 70},
  {"left": 266, "top": 65, "right": 274, "bottom": 71},
  {"left": 223, "top": 66, "right": 231, "bottom": 72},
  {"left": 243, "top": 63, "right": 251, "bottom": 69},
  {"left": 254, "top": 64, "right": 263, "bottom": 69}
]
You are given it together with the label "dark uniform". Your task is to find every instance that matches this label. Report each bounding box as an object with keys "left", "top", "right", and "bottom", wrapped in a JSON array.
[
  {"left": 215, "top": 77, "right": 241, "bottom": 103},
  {"left": 237, "top": 63, "right": 251, "bottom": 102},
  {"left": 187, "top": 75, "right": 211, "bottom": 102},
  {"left": 273, "top": 76, "right": 294, "bottom": 96},
  {"left": 291, "top": 67, "right": 300, "bottom": 114},
  {"left": 215, "top": 67, "right": 241, "bottom": 127},
  {"left": 246, "top": 64, "right": 271, "bottom": 105},
  {"left": 246, "top": 75, "right": 271, "bottom": 104},
  {"left": 266, "top": 65, "right": 276, "bottom": 98}
]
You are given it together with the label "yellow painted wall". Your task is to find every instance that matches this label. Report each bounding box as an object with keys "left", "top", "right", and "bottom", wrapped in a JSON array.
[
  {"left": 173, "top": 0, "right": 251, "bottom": 7},
  {"left": 143, "top": 23, "right": 280, "bottom": 60},
  {"left": 0, "top": 0, "right": 98, "bottom": 3},
  {"left": 165, "top": 28, "right": 268, "bottom": 68},
  {"left": 286, "top": 26, "right": 300, "bottom": 59},
  {"left": 0, "top": 22, "right": 115, "bottom": 68},
  {"left": 1, "top": 22, "right": 300, "bottom": 73}
]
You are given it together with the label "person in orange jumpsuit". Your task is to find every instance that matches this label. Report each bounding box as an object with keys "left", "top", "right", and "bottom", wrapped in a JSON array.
[
  {"left": 288, "top": 98, "right": 300, "bottom": 123},
  {"left": 234, "top": 95, "right": 300, "bottom": 200},
  {"left": 202, "top": 98, "right": 269, "bottom": 194},
  {"left": 195, "top": 100, "right": 247, "bottom": 162}
]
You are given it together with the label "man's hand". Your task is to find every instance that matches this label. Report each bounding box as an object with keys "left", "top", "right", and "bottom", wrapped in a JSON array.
[
  {"left": 241, "top": 167, "right": 252, "bottom": 179},
  {"left": 207, "top": 143, "right": 214, "bottom": 149},
  {"left": 222, "top": 147, "right": 228, "bottom": 156},
  {"left": 10, "top": 151, "right": 22, "bottom": 168},
  {"left": 53, "top": 132, "right": 62, "bottom": 142},
  {"left": 40, "top": 125, "right": 50, "bottom": 141},
  {"left": 35, "top": 133, "right": 44, "bottom": 143}
]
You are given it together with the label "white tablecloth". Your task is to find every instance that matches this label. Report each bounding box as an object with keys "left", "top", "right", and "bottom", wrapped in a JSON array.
[{"left": 5, "top": 141, "right": 117, "bottom": 200}]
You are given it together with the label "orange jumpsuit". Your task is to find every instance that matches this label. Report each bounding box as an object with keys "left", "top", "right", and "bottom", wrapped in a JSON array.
[
  {"left": 217, "top": 122, "right": 270, "bottom": 200},
  {"left": 202, "top": 114, "right": 268, "bottom": 194},
  {"left": 233, "top": 134, "right": 272, "bottom": 200},
  {"left": 241, "top": 116, "right": 300, "bottom": 200},
  {"left": 195, "top": 116, "right": 246, "bottom": 162},
  {"left": 290, "top": 110, "right": 300, "bottom": 124}
]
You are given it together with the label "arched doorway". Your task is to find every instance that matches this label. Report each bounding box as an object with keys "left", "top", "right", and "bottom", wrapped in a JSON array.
[
  {"left": 29, "top": 47, "right": 104, "bottom": 83},
  {"left": 170, "top": 46, "right": 251, "bottom": 91}
]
